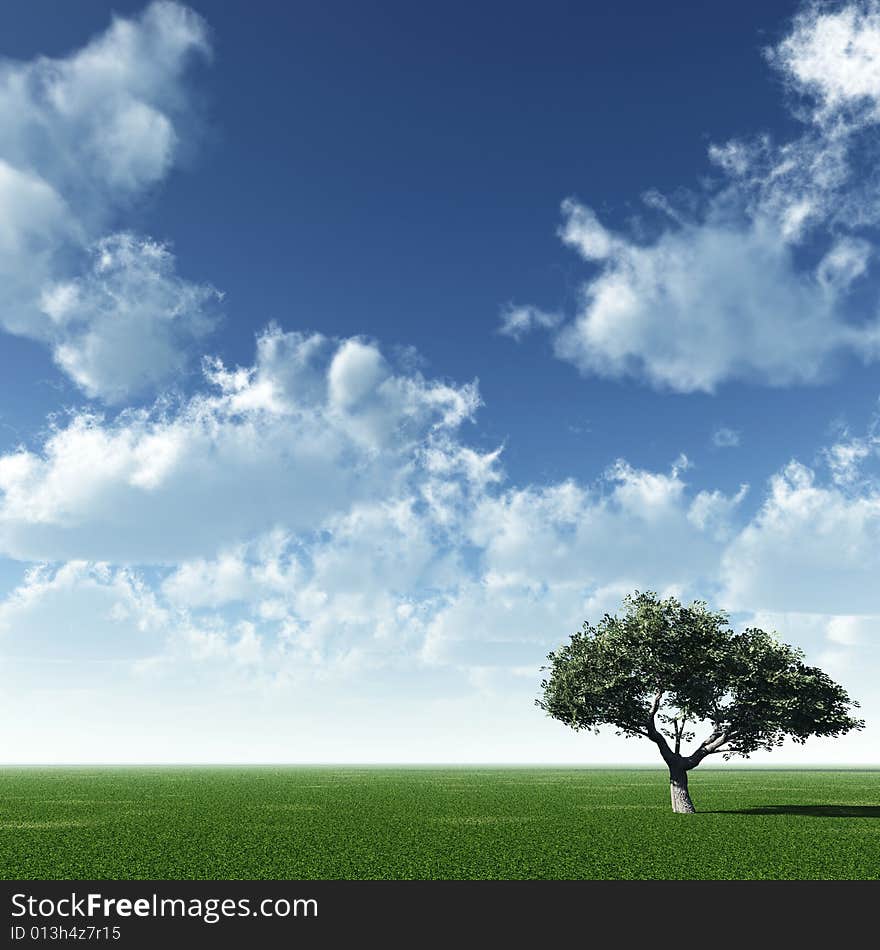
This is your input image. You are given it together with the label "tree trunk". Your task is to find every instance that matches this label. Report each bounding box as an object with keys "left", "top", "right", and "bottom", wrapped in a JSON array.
[{"left": 669, "top": 766, "right": 696, "bottom": 813}]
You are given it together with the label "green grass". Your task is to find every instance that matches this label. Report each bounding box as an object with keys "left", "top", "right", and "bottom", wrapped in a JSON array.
[{"left": 1, "top": 767, "right": 878, "bottom": 879}]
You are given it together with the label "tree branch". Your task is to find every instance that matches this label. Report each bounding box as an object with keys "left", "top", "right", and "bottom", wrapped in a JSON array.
[
  {"left": 701, "top": 732, "right": 731, "bottom": 754},
  {"left": 682, "top": 728, "right": 731, "bottom": 769},
  {"left": 645, "top": 691, "right": 678, "bottom": 767},
  {"left": 616, "top": 724, "right": 651, "bottom": 738}
]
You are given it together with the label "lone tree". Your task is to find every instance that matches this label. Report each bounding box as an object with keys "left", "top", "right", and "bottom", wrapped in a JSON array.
[{"left": 538, "top": 592, "right": 864, "bottom": 813}]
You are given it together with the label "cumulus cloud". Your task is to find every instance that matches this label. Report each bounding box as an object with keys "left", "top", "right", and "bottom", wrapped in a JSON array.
[
  {"left": 768, "top": 0, "right": 880, "bottom": 128},
  {"left": 44, "top": 234, "right": 220, "bottom": 401},
  {"left": 0, "top": 1, "right": 209, "bottom": 199},
  {"left": 420, "top": 459, "right": 739, "bottom": 671},
  {"left": 3, "top": 441, "right": 875, "bottom": 688},
  {"left": 0, "top": 316, "right": 750, "bottom": 683},
  {"left": 0, "top": 326, "right": 482, "bottom": 562},
  {"left": 721, "top": 459, "right": 880, "bottom": 614},
  {"left": 505, "top": 2, "right": 880, "bottom": 391},
  {"left": 687, "top": 485, "right": 749, "bottom": 542},
  {"left": 0, "top": 561, "right": 167, "bottom": 666},
  {"left": 462, "top": 457, "right": 716, "bottom": 591},
  {"left": 1, "top": 452, "right": 736, "bottom": 683},
  {"left": 157, "top": 505, "right": 449, "bottom": 678},
  {"left": 0, "top": 559, "right": 278, "bottom": 693},
  {"left": 0, "top": 2, "right": 218, "bottom": 400},
  {"left": 548, "top": 193, "right": 879, "bottom": 391}
]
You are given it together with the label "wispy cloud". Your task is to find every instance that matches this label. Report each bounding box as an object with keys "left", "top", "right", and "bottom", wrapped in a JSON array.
[
  {"left": 497, "top": 304, "right": 561, "bottom": 341},
  {"left": 504, "top": 2, "right": 880, "bottom": 392},
  {"left": 712, "top": 426, "right": 741, "bottom": 448}
]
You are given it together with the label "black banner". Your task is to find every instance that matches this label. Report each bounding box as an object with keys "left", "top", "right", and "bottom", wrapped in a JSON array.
[{"left": 1, "top": 880, "right": 877, "bottom": 947}]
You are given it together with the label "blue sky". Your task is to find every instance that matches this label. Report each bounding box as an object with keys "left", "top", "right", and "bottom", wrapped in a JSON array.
[{"left": 0, "top": 0, "right": 878, "bottom": 762}]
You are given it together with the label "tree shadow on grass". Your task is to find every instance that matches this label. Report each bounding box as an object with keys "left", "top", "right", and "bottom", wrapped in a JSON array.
[{"left": 707, "top": 805, "right": 880, "bottom": 818}]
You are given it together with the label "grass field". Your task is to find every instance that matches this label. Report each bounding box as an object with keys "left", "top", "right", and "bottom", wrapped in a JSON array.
[{"left": 1, "top": 767, "right": 878, "bottom": 879}]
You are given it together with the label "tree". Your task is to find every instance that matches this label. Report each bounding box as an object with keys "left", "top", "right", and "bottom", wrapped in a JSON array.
[{"left": 537, "top": 592, "right": 864, "bottom": 813}]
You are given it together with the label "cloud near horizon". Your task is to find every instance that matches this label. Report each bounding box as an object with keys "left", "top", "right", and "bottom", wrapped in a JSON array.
[{"left": 2, "top": 312, "right": 877, "bottom": 697}]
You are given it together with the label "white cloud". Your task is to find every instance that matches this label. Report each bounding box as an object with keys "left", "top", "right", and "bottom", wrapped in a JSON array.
[
  {"left": 0, "top": 335, "right": 748, "bottom": 684},
  {"left": 768, "top": 1, "right": 880, "bottom": 128},
  {"left": 0, "top": 0, "right": 209, "bottom": 202},
  {"left": 549, "top": 198, "right": 879, "bottom": 392},
  {"left": 420, "top": 578, "right": 584, "bottom": 669},
  {"left": 461, "top": 456, "right": 724, "bottom": 600},
  {"left": 506, "top": 4, "right": 880, "bottom": 391},
  {"left": 817, "top": 236, "right": 872, "bottom": 290},
  {"left": 823, "top": 430, "right": 880, "bottom": 485},
  {"left": 0, "top": 326, "right": 481, "bottom": 562},
  {"left": 712, "top": 426, "right": 741, "bottom": 448},
  {"left": 557, "top": 198, "right": 616, "bottom": 259},
  {"left": 2, "top": 381, "right": 879, "bottom": 759},
  {"left": 827, "top": 614, "right": 878, "bottom": 646},
  {"left": 721, "top": 460, "right": 880, "bottom": 613},
  {"left": 158, "top": 455, "right": 734, "bottom": 680},
  {"left": 0, "top": 559, "right": 281, "bottom": 693},
  {"left": 0, "top": 161, "right": 74, "bottom": 338},
  {"left": 162, "top": 547, "right": 258, "bottom": 608},
  {"left": 327, "top": 339, "right": 389, "bottom": 410},
  {"left": 687, "top": 484, "right": 749, "bottom": 541},
  {"left": 0, "top": 561, "right": 167, "bottom": 666},
  {"left": 0, "top": 449, "right": 733, "bottom": 687},
  {"left": 497, "top": 304, "right": 561, "bottom": 341},
  {"left": 46, "top": 234, "right": 220, "bottom": 401},
  {"left": 0, "top": 2, "right": 217, "bottom": 400}
]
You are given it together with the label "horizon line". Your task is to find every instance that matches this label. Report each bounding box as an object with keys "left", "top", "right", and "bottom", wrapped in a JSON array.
[{"left": 2, "top": 762, "right": 878, "bottom": 769}]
